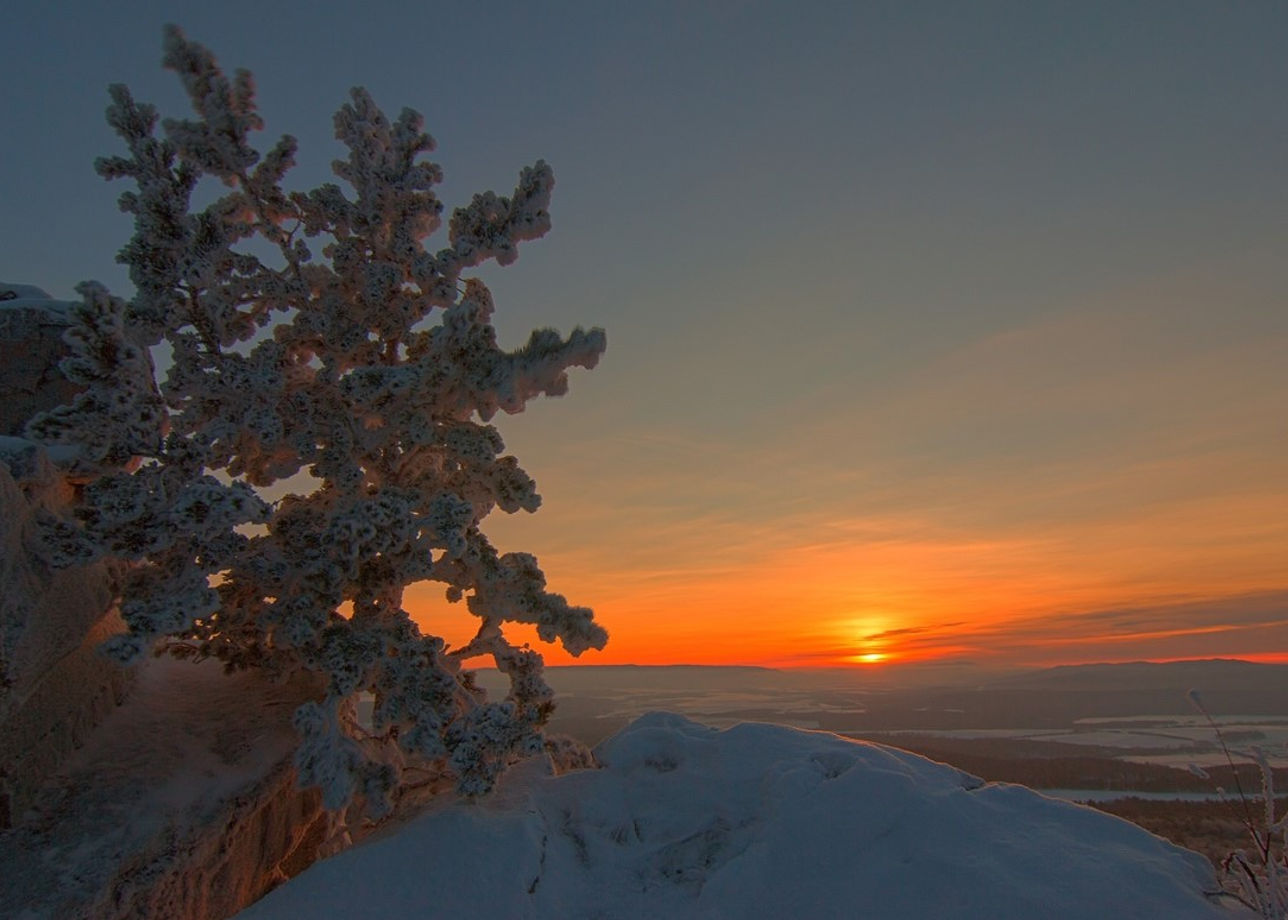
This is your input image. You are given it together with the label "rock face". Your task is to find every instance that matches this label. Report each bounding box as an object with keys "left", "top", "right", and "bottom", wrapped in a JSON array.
[
  {"left": 0, "top": 657, "right": 329, "bottom": 920},
  {"left": 0, "top": 283, "right": 80, "bottom": 439},
  {"left": 0, "top": 438, "right": 128, "bottom": 828}
]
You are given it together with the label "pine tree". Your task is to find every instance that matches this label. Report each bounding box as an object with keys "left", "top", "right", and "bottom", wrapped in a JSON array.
[{"left": 28, "top": 26, "right": 606, "bottom": 813}]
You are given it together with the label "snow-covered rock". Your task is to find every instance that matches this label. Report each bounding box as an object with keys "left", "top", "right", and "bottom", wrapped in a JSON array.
[
  {"left": 0, "top": 282, "right": 79, "bottom": 438},
  {"left": 235, "top": 712, "right": 1239, "bottom": 919}
]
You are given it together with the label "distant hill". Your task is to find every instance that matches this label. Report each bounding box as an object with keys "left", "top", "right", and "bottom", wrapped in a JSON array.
[{"left": 984, "top": 659, "right": 1288, "bottom": 694}]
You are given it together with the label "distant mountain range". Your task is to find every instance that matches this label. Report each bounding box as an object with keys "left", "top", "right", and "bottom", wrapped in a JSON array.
[{"left": 983, "top": 658, "right": 1288, "bottom": 693}]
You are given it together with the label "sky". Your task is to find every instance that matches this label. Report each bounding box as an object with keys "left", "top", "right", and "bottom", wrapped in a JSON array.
[{"left": 2, "top": 1, "right": 1285, "bottom": 670}]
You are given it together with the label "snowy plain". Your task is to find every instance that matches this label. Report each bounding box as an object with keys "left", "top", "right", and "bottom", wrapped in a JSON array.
[
  {"left": 881, "top": 718, "right": 1288, "bottom": 767},
  {"left": 236, "top": 713, "right": 1244, "bottom": 919}
]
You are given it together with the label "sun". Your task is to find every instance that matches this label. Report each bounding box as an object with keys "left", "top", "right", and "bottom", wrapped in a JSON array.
[{"left": 852, "top": 652, "right": 888, "bottom": 664}]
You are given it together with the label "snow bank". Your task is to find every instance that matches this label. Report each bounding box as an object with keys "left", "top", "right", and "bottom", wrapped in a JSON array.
[{"left": 236, "top": 712, "right": 1238, "bottom": 919}]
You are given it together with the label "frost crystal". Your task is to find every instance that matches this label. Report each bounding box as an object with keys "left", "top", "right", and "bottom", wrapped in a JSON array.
[{"left": 28, "top": 26, "right": 606, "bottom": 811}]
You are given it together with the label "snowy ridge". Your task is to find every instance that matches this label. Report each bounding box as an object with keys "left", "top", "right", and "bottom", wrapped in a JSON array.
[{"left": 237, "top": 713, "right": 1239, "bottom": 919}]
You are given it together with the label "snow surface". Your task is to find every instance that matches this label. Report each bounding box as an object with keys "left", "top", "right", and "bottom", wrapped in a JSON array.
[
  {"left": 1043, "top": 789, "right": 1235, "bottom": 804},
  {"left": 900, "top": 719, "right": 1288, "bottom": 767},
  {"left": 236, "top": 712, "right": 1242, "bottom": 919}
]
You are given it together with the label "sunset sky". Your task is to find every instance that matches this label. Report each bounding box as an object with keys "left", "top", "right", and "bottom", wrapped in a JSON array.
[{"left": 3, "top": 2, "right": 1285, "bottom": 669}]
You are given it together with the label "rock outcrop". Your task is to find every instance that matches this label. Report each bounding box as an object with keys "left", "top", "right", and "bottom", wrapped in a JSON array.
[
  {"left": 0, "top": 438, "right": 127, "bottom": 828},
  {"left": 0, "top": 657, "right": 329, "bottom": 920},
  {"left": 0, "top": 285, "right": 129, "bottom": 825},
  {"left": 0, "top": 283, "right": 80, "bottom": 438}
]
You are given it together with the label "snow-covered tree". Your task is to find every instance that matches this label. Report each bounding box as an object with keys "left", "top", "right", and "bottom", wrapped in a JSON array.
[{"left": 28, "top": 26, "right": 606, "bottom": 813}]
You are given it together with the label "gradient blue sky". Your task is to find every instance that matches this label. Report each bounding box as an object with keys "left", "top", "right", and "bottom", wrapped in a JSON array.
[{"left": 3, "top": 2, "right": 1285, "bottom": 666}]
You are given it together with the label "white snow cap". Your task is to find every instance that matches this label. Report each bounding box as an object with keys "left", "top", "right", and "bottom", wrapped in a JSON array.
[
  {"left": 0, "top": 282, "right": 53, "bottom": 300},
  {"left": 236, "top": 713, "right": 1233, "bottom": 920},
  {"left": 0, "top": 282, "right": 72, "bottom": 318}
]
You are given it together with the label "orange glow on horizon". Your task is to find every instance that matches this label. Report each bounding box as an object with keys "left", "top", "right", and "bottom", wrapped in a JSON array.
[{"left": 412, "top": 493, "right": 1288, "bottom": 669}]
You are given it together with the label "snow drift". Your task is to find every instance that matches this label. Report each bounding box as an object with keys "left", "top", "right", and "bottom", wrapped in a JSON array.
[{"left": 236, "top": 712, "right": 1236, "bottom": 919}]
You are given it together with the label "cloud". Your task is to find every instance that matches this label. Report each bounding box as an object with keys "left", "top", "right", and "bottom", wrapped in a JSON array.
[
  {"left": 916, "top": 589, "right": 1288, "bottom": 664},
  {"left": 864, "top": 622, "right": 964, "bottom": 641}
]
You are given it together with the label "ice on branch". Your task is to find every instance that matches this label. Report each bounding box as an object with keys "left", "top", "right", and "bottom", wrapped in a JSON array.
[{"left": 27, "top": 25, "right": 606, "bottom": 813}]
